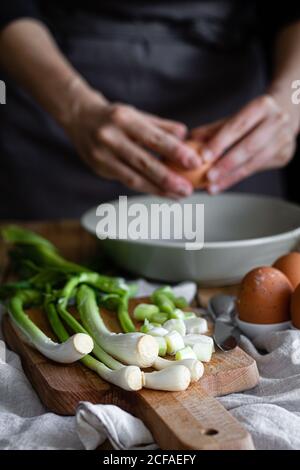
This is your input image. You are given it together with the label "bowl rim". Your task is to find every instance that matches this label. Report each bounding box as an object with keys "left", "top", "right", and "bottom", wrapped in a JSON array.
[
  {"left": 236, "top": 317, "right": 291, "bottom": 328},
  {"left": 81, "top": 193, "right": 300, "bottom": 249}
]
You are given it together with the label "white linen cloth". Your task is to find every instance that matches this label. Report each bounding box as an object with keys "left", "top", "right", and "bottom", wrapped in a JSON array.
[
  {"left": 218, "top": 330, "right": 300, "bottom": 450},
  {"left": 76, "top": 402, "right": 156, "bottom": 450},
  {"left": 1, "top": 278, "right": 300, "bottom": 450}
]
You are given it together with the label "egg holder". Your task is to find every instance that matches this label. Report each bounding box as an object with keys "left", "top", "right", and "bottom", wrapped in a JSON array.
[
  {"left": 231, "top": 302, "right": 297, "bottom": 343},
  {"left": 236, "top": 317, "right": 292, "bottom": 341}
]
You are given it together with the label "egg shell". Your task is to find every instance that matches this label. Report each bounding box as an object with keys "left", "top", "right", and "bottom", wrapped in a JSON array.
[
  {"left": 236, "top": 266, "right": 293, "bottom": 324},
  {"left": 273, "top": 252, "right": 300, "bottom": 289},
  {"left": 290, "top": 283, "right": 300, "bottom": 328},
  {"left": 167, "top": 140, "right": 213, "bottom": 189}
]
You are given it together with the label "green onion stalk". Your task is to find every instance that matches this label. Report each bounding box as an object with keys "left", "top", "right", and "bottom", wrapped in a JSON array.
[
  {"left": 151, "top": 286, "right": 189, "bottom": 312},
  {"left": 6, "top": 289, "right": 93, "bottom": 363},
  {"left": 98, "top": 286, "right": 136, "bottom": 333},
  {"left": 117, "top": 293, "right": 135, "bottom": 333},
  {"left": 45, "top": 298, "right": 143, "bottom": 391},
  {"left": 76, "top": 285, "right": 193, "bottom": 390},
  {"left": 2, "top": 226, "right": 88, "bottom": 274},
  {"left": 49, "top": 290, "right": 192, "bottom": 391},
  {"left": 75, "top": 284, "right": 158, "bottom": 368},
  {"left": 57, "top": 271, "right": 135, "bottom": 332}
]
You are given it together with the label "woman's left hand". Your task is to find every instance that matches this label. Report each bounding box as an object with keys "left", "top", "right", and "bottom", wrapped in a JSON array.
[{"left": 191, "top": 93, "right": 300, "bottom": 194}]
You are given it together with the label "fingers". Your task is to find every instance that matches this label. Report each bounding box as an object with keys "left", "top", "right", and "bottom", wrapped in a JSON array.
[
  {"left": 208, "top": 126, "right": 295, "bottom": 194},
  {"left": 208, "top": 149, "right": 273, "bottom": 194},
  {"left": 190, "top": 118, "right": 226, "bottom": 143},
  {"left": 90, "top": 146, "right": 165, "bottom": 195},
  {"left": 261, "top": 128, "right": 296, "bottom": 170},
  {"left": 109, "top": 104, "right": 200, "bottom": 169},
  {"left": 206, "top": 114, "right": 284, "bottom": 184},
  {"left": 203, "top": 95, "right": 281, "bottom": 163},
  {"left": 142, "top": 112, "right": 187, "bottom": 140},
  {"left": 97, "top": 125, "right": 193, "bottom": 197}
]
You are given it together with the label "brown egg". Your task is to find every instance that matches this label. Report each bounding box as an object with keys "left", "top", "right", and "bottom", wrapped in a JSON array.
[
  {"left": 290, "top": 284, "right": 300, "bottom": 328},
  {"left": 236, "top": 266, "right": 293, "bottom": 324},
  {"left": 167, "top": 140, "right": 213, "bottom": 188},
  {"left": 273, "top": 252, "right": 300, "bottom": 289}
]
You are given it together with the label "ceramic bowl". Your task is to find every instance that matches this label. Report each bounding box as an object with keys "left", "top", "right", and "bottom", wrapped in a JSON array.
[
  {"left": 236, "top": 317, "right": 291, "bottom": 340},
  {"left": 81, "top": 193, "right": 300, "bottom": 285}
]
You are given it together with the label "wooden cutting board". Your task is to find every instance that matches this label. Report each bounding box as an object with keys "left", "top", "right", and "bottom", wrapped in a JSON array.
[{"left": 0, "top": 221, "right": 259, "bottom": 450}]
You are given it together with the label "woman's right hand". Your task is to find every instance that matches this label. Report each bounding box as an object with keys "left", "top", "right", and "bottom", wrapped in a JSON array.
[{"left": 62, "top": 81, "right": 200, "bottom": 197}]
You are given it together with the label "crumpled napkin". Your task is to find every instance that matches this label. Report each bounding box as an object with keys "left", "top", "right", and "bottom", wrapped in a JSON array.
[
  {"left": 218, "top": 330, "right": 300, "bottom": 450},
  {"left": 76, "top": 402, "right": 157, "bottom": 450},
  {"left": 0, "top": 338, "right": 82, "bottom": 450}
]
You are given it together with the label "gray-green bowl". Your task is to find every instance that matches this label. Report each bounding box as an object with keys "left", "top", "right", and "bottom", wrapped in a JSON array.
[{"left": 81, "top": 193, "right": 300, "bottom": 286}]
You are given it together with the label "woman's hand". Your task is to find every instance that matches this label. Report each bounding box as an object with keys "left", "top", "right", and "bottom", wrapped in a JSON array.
[
  {"left": 191, "top": 93, "right": 300, "bottom": 194},
  {"left": 0, "top": 20, "right": 200, "bottom": 198},
  {"left": 62, "top": 81, "right": 201, "bottom": 198}
]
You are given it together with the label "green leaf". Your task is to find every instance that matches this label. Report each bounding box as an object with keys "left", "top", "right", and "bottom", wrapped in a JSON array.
[{"left": 2, "top": 226, "right": 56, "bottom": 250}]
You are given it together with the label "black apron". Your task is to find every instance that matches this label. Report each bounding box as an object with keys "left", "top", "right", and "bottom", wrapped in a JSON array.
[{"left": 0, "top": 3, "right": 286, "bottom": 220}]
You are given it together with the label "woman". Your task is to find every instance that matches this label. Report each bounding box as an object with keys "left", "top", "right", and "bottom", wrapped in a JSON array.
[{"left": 0, "top": 1, "right": 300, "bottom": 219}]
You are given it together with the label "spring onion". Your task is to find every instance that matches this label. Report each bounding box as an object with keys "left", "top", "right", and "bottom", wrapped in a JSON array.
[
  {"left": 85, "top": 360, "right": 143, "bottom": 391},
  {"left": 2, "top": 226, "right": 88, "bottom": 274},
  {"left": 140, "top": 321, "right": 168, "bottom": 337},
  {"left": 57, "top": 271, "right": 134, "bottom": 332},
  {"left": 47, "top": 296, "right": 124, "bottom": 369},
  {"left": 170, "top": 308, "right": 186, "bottom": 320},
  {"left": 99, "top": 289, "right": 137, "bottom": 333},
  {"left": 184, "top": 317, "right": 208, "bottom": 334},
  {"left": 183, "top": 333, "right": 214, "bottom": 361},
  {"left": 8, "top": 290, "right": 93, "bottom": 363},
  {"left": 153, "top": 294, "right": 174, "bottom": 315},
  {"left": 58, "top": 280, "right": 158, "bottom": 368},
  {"left": 2, "top": 226, "right": 215, "bottom": 393},
  {"left": 184, "top": 334, "right": 215, "bottom": 351},
  {"left": 165, "top": 330, "right": 185, "bottom": 355},
  {"left": 93, "top": 332, "right": 158, "bottom": 368},
  {"left": 150, "top": 288, "right": 175, "bottom": 315},
  {"left": 67, "top": 272, "right": 129, "bottom": 298},
  {"left": 139, "top": 322, "right": 168, "bottom": 356},
  {"left": 133, "top": 303, "right": 159, "bottom": 321},
  {"left": 175, "top": 346, "right": 197, "bottom": 361},
  {"left": 50, "top": 298, "right": 192, "bottom": 389},
  {"left": 151, "top": 312, "right": 169, "bottom": 324},
  {"left": 117, "top": 293, "right": 135, "bottom": 333},
  {"left": 173, "top": 296, "right": 188, "bottom": 309},
  {"left": 152, "top": 286, "right": 174, "bottom": 297},
  {"left": 192, "top": 342, "right": 214, "bottom": 363},
  {"left": 52, "top": 293, "right": 190, "bottom": 389},
  {"left": 148, "top": 326, "right": 168, "bottom": 337},
  {"left": 163, "top": 319, "right": 186, "bottom": 336},
  {"left": 143, "top": 365, "right": 191, "bottom": 391},
  {"left": 45, "top": 300, "right": 142, "bottom": 390},
  {"left": 98, "top": 293, "right": 120, "bottom": 311},
  {"left": 2, "top": 226, "right": 55, "bottom": 248},
  {"left": 153, "top": 357, "right": 204, "bottom": 382},
  {"left": 184, "top": 311, "right": 197, "bottom": 320},
  {"left": 151, "top": 286, "right": 190, "bottom": 310},
  {"left": 153, "top": 336, "right": 167, "bottom": 357},
  {"left": 133, "top": 304, "right": 169, "bottom": 326},
  {"left": 76, "top": 285, "right": 158, "bottom": 368},
  {"left": 140, "top": 319, "right": 153, "bottom": 333}
]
